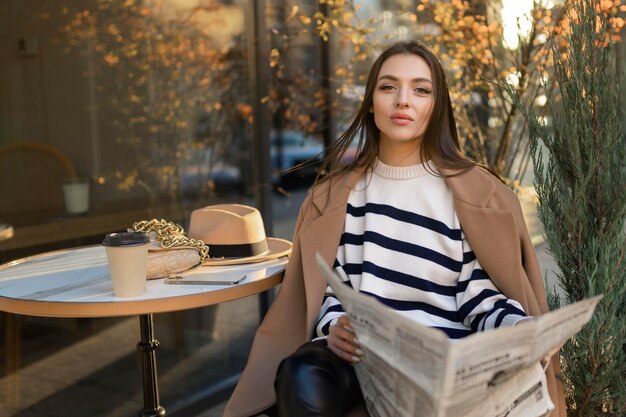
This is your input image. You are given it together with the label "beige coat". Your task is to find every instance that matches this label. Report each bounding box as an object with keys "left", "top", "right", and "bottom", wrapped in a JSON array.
[{"left": 224, "top": 165, "right": 566, "bottom": 417}]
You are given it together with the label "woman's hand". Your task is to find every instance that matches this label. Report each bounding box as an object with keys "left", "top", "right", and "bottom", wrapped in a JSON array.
[{"left": 327, "top": 314, "right": 363, "bottom": 364}]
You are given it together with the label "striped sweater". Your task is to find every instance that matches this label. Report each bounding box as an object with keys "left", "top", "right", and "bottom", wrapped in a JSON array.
[{"left": 314, "top": 159, "right": 527, "bottom": 340}]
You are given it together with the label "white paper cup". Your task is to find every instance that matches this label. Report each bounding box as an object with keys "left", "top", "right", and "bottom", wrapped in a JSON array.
[{"left": 103, "top": 232, "right": 150, "bottom": 297}]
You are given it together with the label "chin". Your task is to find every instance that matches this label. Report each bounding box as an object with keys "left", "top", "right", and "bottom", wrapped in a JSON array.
[{"left": 388, "top": 136, "right": 421, "bottom": 143}]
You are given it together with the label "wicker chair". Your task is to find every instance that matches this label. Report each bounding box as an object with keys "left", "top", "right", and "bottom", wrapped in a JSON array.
[{"left": 0, "top": 144, "right": 90, "bottom": 375}]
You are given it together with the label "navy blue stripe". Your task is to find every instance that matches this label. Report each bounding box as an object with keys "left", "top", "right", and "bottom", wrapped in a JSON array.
[
  {"left": 494, "top": 310, "right": 511, "bottom": 328},
  {"left": 456, "top": 268, "right": 490, "bottom": 293},
  {"left": 321, "top": 321, "right": 332, "bottom": 336},
  {"left": 347, "top": 203, "right": 462, "bottom": 240},
  {"left": 481, "top": 302, "right": 502, "bottom": 330},
  {"left": 342, "top": 231, "right": 463, "bottom": 272},
  {"left": 458, "top": 289, "right": 501, "bottom": 321},
  {"left": 470, "top": 311, "right": 488, "bottom": 332},
  {"left": 463, "top": 251, "right": 476, "bottom": 264},
  {"left": 361, "top": 261, "right": 457, "bottom": 296},
  {"left": 492, "top": 303, "right": 526, "bottom": 328},
  {"left": 322, "top": 303, "right": 344, "bottom": 315},
  {"left": 317, "top": 302, "right": 345, "bottom": 336},
  {"left": 479, "top": 299, "right": 526, "bottom": 329},
  {"left": 495, "top": 299, "right": 526, "bottom": 317},
  {"left": 434, "top": 326, "right": 473, "bottom": 339},
  {"left": 341, "top": 263, "right": 363, "bottom": 276},
  {"left": 341, "top": 233, "right": 364, "bottom": 246},
  {"left": 327, "top": 272, "right": 354, "bottom": 288},
  {"left": 321, "top": 293, "right": 337, "bottom": 303},
  {"left": 361, "top": 290, "right": 461, "bottom": 322},
  {"left": 331, "top": 263, "right": 354, "bottom": 287}
]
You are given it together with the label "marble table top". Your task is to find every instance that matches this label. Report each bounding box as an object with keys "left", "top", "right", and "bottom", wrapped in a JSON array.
[{"left": 0, "top": 246, "right": 288, "bottom": 317}]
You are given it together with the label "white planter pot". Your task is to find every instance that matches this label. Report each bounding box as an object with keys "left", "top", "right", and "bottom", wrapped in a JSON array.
[{"left": 62, "top": 178, "right": 90, "bottom": 214}]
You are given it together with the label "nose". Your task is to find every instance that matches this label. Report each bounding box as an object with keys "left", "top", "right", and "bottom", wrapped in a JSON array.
[{"left": 395, "top": 88, "right": 409, "bottom": 108}]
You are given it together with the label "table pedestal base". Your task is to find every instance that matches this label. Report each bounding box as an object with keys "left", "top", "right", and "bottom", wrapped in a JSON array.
[{"left": 138, "top": 314, "right": 166, "bottom": 417}]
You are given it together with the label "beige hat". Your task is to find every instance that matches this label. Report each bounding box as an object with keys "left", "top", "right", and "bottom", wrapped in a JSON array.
[{"left": 188, "top": 204, "right": 292, "bottom": 266}]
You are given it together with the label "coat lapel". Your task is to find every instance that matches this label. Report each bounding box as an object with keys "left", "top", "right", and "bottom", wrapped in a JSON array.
[
  {"left": 441, "top": 166, "right": 525, "bottom": 307},
  {"left": 299, "top": 171, "right": 362, "bottom": 328}
]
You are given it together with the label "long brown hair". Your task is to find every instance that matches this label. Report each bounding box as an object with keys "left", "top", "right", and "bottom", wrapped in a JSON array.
[{"left": 318, "top": 41, "right": 475, "bottom": 182}]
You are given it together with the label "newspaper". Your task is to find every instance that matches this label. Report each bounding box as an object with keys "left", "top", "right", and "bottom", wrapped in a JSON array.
[{"left": 315, "top": 253, "right": 601, "bottom": 417}]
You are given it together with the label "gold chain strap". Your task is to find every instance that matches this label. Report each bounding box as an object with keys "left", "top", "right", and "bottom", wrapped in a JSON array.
[{"left": 129, "top": 219, "right": 209, "bottom": 263}]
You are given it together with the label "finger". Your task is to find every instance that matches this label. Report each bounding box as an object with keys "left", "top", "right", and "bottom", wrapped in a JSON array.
[
  {"left": 328, "top": 328, "right": 363, "bottom": 357},
  {"left": 330, "top": 324, "right": 353, "bottom": 340},
  {"left": 330, "top": 324, "right": 360, "bottom": 346},
  {"left": 327, "top": 343, "right": 361, "bottom": 364},
  {"left": 330, "top": 334, "right": 362, "bottom": 356},
  {"left": 336, "top": 315, "right": 352, "bottom": 330}
]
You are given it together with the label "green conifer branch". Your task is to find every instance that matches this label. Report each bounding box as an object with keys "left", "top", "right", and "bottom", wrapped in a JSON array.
[{"left": 504, "top": 0, "right": 625, "bottom": 415}]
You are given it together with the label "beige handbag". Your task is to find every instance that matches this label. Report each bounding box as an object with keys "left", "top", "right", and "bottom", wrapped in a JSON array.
[{"left": 129, "top": 219, "right": 209, "bottom": 279}]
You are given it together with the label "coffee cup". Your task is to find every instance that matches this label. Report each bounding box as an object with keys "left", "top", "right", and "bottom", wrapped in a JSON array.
[{"left": 102, "top": 232, "right": 150, "bottom": 297}]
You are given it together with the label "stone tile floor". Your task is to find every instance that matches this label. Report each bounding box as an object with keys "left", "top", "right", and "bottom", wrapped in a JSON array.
[{"left": 0, "top": 295, "right": 261, "bottom": 417}]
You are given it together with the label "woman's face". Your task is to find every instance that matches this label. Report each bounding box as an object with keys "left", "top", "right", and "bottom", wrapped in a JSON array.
[{"left": 371, "top": 53, "right": 434, "bottom": 161}]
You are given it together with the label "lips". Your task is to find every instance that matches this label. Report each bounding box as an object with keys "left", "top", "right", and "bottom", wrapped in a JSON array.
[
  {"left": 390, "top": 112, "right": 414, "bottom": 121},
  {"left": 390, "top": 112, "right": 413, "bottom": 126}
]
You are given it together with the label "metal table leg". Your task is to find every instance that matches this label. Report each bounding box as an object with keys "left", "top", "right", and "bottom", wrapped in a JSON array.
[{"left": 138, "top": 314, "right": 166, "bottom": 417}]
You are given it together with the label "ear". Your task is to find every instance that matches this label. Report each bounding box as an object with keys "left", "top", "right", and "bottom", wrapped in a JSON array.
[{"left": 369, "top": 106, "right": 374, "bottom": 113}]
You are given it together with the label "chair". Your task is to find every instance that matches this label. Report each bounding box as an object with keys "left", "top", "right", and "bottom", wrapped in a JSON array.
[{"left": 0, "top": 143, "right": 77, "bottom": 220}]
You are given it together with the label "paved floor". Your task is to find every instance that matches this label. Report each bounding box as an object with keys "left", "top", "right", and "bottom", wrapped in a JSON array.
[{"left": 0, "top": 187, "right": 562, "bottom": 417}]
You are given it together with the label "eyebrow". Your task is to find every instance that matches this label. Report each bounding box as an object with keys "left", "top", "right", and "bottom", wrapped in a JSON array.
[{"left": 377, "top": 75, "right": 432, "bottom": 84}]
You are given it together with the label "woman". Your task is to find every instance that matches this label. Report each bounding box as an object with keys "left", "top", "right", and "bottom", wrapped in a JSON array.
[{"left": 224, "top": 41, "right": 565, "bottom": 417}]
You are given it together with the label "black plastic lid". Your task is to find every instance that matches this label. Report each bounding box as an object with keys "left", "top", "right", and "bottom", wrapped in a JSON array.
[{"left": 102, "top": 232, "right": 149, "bottom": 247}]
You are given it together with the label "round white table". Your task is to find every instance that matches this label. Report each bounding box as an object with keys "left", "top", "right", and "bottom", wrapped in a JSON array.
[{"left": 0, "top": 245, "right": 287, "bottom": 417}]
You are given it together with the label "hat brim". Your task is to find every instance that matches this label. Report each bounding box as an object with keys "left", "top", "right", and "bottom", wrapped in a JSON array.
[{"left": 201, "top": 237, "right": 292, "bottom": 266}]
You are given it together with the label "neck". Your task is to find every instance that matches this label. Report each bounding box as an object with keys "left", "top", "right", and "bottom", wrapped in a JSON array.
[{"left": 378, "top": 140, "right": 423, "bottom": 166}]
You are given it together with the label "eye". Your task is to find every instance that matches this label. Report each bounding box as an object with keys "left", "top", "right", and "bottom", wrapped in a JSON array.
[
  {"left": 414, "top": 86, "right": 431, "bottom": 94},
  {"left": 378, "top": 84, "right": 395, "bottom": 91}
]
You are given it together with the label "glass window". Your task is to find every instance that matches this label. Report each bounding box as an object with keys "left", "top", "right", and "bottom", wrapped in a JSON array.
[{"left": 0, "top": 1, "right": 280, "bottom": 415}]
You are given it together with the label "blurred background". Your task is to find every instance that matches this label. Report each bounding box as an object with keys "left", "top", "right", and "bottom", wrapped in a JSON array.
[{"left": 0, "top": 0, "right": 623, "bottom": 416}]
